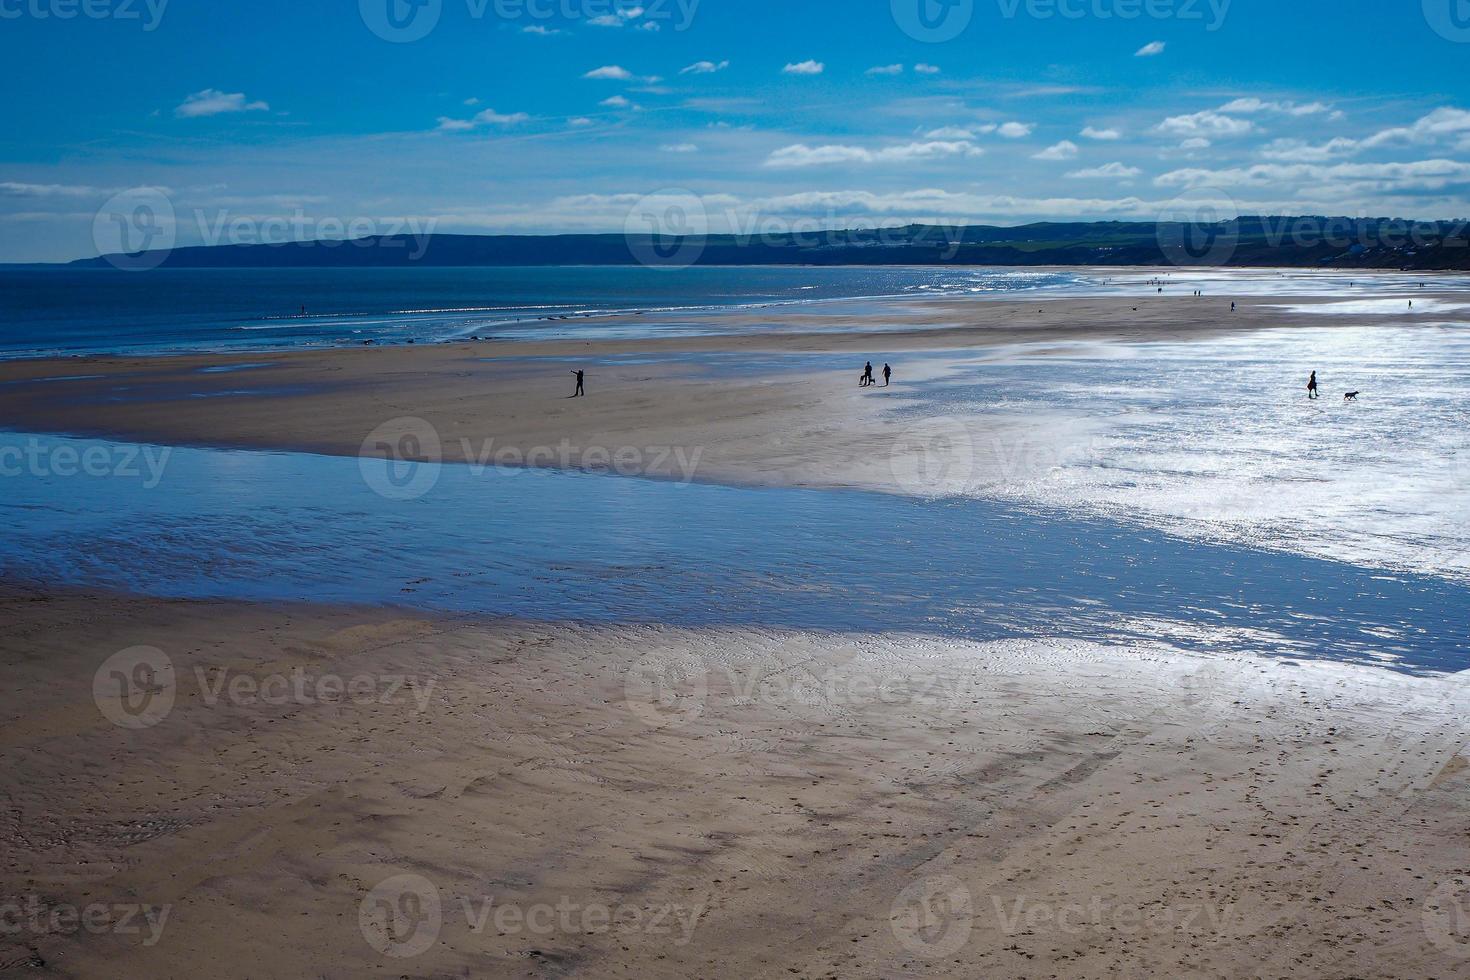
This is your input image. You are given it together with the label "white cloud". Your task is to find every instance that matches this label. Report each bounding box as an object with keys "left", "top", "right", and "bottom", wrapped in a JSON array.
[
  {"left": 914, "top": 63, "right": 941, "bottom": 75},
  {"left": 522, "top": 25, "right": 563, "bottom": 35},
  {"left": 866, "top": 64, "right": 904, "bottom": 76},
  {"left": 600, "top": 95, "right": 633, "bottom": 108},
  {"left": 1066, "top": 162, "right": 1142, "bottom": 179},
  {"left": 1033, "top": 140, "right": 1080, "bottom": 160},
  {"left": 925, "top": 126, "right": 988, "bottom": 139},
  {"left": 1219, "top": 98, "right": 1332, "bottom": 117},
  {"left": 568, "top": 117, "right": 594, "bottom": 127},
  {"left": 584, "top": 65, "right": 634, "bottom": 80},
  {"left": 589, "top": 6, "right": 645, "bottom": 26},
  {"left": 1081, "top": 126, "right": 1122, "bottom": 141},
  {"left": 1155, "top": 158, "right": 1470, "bottom": 193},
  {"left": 1155, "top": 110, "right": 1254, "bottom": 138},
  {"left": 1135, "top": 41, "right": 1165, "bottom": 57},
  {"left": 464, "top": 97, "right": 480, "bottom": 106},
  {"left": 660, "top": 143, "right": 699, "bottom": 153},
  {"left": 435, "top": 108, "right": 529, "bottom": 132},
  {"left": 174, "top": 89, "right": 270, "bottom": 119},
  {"left": 765, "top": 140, "right": 984, "bottom": 168},
  {"left": 1363, "top": 107, "right": 1470, "bottom": 148},
  {"left": 1179, "top": 137, "right": 1212, "bottom": 150},
  {"left": 996, "top": 122, "right": 1034, "bottom": 138},
  {"left": 681, "top": 60, "right": 730, "bottom": 75},
  {"left": 1260, "top": 137, "right": 1360, "bottom": 162},
  {"left": 783, "top": 60, "right": 825, "bottom": 75}
]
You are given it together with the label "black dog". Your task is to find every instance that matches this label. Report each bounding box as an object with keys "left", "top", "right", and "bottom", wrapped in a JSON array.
[{"left": 1344, "top": 391, "right": 1360, "bottom": 402}]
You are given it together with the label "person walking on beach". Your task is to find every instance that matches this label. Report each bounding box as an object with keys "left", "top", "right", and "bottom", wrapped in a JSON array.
[
  {"left": 883, "top": 363, "right": 892, "bottom": 387},
  {"left": 863, "top": 361, "right": 874, "bottom": 387},
  {"left": 571, "top": 369, "right": 585, "bottom": 397},
  {"left": 1307, "top": 370, "right": 1319, "bottom": 400}
]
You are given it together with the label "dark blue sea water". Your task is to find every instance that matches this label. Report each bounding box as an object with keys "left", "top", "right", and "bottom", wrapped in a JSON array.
[{"left": 0, "top": 266, "right": 1085, "bottom": 359}]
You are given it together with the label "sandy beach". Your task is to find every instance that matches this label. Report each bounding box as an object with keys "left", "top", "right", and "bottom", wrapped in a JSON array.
[
  {"left": 4, "top": 284, "right": 1470, "bottom": 977},
  {"left": 2, "top": 587, "right": 1468, "bottom": 977},
  {"left": 1, "top": 290, "right": 1464, "bottom": 494}
]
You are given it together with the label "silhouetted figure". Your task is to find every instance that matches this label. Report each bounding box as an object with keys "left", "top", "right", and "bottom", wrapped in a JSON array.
[
  {"left": 571, "top": 369, "right": 585, "bottom": 397},
  {"left": 864, "top": 361, "right": 874, "bottom": 387},
  {"left": 1231, "top": 302, "right": 1236, "bottom": 312},
  {"left": 883, "top": 363, "right": 892, "bottom": 387},
  {"left": 1307, "top": 371, "right": 1319, "bottom": 400}
]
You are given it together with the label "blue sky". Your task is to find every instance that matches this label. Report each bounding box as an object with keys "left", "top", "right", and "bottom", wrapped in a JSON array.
[{"left": 2, "top": 0, "right": 1470, "bottom": 261}]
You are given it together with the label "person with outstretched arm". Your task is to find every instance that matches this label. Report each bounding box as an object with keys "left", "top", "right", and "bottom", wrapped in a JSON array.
[{"left": 571, "top": 369, "right": 585, "bottom": 397}]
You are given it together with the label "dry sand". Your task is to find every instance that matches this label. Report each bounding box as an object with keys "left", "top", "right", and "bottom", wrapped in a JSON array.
[
  {"left": 0, "top": 292, "right": 1461, "bottom": 494},
  {"left": 1, "top": 589, "right": 1467, "bottom": 978}
]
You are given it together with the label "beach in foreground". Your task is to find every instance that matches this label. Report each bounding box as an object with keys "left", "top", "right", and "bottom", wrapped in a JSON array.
[
  {"left": 3, "top": 588, "right": 1469, "bottom": 977},
  {"left": 3, "top": 278, "right": 1470, "bottom": 977}
]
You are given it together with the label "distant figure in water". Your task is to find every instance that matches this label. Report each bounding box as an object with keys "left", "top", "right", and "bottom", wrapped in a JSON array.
[
  {"left": 883, "top": 363, "right": 892, "bottom": 387},
  {"left": 1307, "top": 371, "right": 1319, "bottom": 399},
  {"left": 1231, "top": 302, "right": 1236, "bottom": 312},
  {"left": 300, "top": 304, "right": 306, "bottom": 316},
  {"left": 571, "top": 369, "right": 585, "bottom": 397}
]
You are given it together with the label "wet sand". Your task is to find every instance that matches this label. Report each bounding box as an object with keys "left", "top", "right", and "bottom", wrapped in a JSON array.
[
  {"left": 1, "top": 292, "right": 1463, "bottom": 494},
  {"left": 1, "top": 589, "right": 1467, "bottom": 977}
]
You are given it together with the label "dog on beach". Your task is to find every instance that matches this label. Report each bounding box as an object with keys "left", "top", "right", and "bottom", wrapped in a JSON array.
[{"left": 1344, "top": 391, "right": 1360, "bottom": 402}]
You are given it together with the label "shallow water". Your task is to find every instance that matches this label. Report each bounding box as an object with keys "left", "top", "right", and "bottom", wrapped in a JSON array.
[
  {"left": 2, "top": 431, "right": 1465, "bottom": 675},
  {"left": 902, "top": 323, "right": 1470, "bottom": 583}
]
